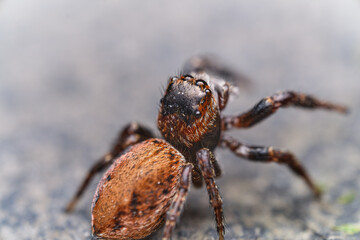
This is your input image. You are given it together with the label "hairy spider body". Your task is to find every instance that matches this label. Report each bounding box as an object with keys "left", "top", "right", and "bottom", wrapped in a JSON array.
[
  {"left": 65, "top": 56, "right": 347, "bottom": 240},
  {"left": 91, "top": 139, "right": 189, "bottom": 240},
  {"left": 158, "top": 75, "right": 222, "bottom": 187},
  {"left": 158, "top": 76, "right": 221, "bottom": 151}
]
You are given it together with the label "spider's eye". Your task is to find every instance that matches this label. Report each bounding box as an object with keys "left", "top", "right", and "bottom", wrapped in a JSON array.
[
  {"left": 183, "top": 75, "right": 193, "bottom": 80},
  {"left": 160, "top": 98, "right": 164, "bottom": 104},
  {"left": 196, "top": 79, "right": 207, "bottom": 87},
  {"left": 194, "top": 110, "right": 202, "bottom": 118}
]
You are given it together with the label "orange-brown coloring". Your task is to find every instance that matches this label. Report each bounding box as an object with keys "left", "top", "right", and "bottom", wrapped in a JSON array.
[
  {"left": 66, "top": 56, "right": 348, "bottom": 240},
  {"left": 158, "top": 75, "right": 220, "bottom": 154},
  {"left": 91, "top": 139, "right": 185, "bottom": 240}
]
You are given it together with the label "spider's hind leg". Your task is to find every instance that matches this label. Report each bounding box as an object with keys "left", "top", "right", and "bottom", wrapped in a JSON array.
[{"left": 65, "top": 122, "right": 154, "bottom": 212}]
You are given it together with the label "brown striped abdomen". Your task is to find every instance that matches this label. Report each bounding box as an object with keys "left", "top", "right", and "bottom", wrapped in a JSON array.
[{"left": 91, "top": 138, "right": 186, "bottom": 240}]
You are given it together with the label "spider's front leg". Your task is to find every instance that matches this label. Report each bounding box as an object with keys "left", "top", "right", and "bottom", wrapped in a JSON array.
[
  {"left": 221, "top": 136, "right": 321, "bottom": 198},
  {"left": 65, "top": 122, "right": 154, "bottom": 212},
  {"left": 197, "top": 149, "right": 225, "bottom": 240},
  {"left": 222, "top": 90, "right": 348, "bottom": 130}
]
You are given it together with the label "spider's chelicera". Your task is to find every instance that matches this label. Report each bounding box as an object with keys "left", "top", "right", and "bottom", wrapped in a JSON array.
[{"left": 65, "top": 56, "right": 347, "bottom": 240}]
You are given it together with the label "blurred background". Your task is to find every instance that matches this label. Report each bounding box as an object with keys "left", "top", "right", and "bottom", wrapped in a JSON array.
[{"left": 0, "top": 0, "right": 359, "bottom": 239}]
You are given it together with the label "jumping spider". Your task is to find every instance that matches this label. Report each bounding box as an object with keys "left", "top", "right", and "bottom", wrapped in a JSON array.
[{"left": 65, "top": 56, "right": 347, "bottom": 240}]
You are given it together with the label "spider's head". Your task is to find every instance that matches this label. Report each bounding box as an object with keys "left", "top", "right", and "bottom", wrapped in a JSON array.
[
  {"left": 160, "top": 75, "right": 213, "bottom": 124},
  {"left": 157, "top": 75, "right": 220, "bottom": 149}
]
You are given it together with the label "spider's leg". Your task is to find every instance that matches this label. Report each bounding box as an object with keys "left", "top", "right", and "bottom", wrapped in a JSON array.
[
  {"left": 218, "top": 82, "right": 230, "bottom": 111},
  {"left": 222, "top": 90, "right": 348, "bottom": 131},
  {"left": 197, "top": 149, "right": 225, "bottom": 240},
  {"left": 211, "top": 153, "right": 222, "bottom": 178},
  {"left": 191, "top": 165, "right": 204, "bottom": 188},
  {"left": 221, "top": 136, "right": 321, "bottom": 199},
  {"left": 192, "top": 154, "right": 222, "bottom": 188},
  {"left": 65, "top": 122, "right": 154, "bottom": 212},
  {"left": 162, "top": 164, "right": 192, "bottom": 240}
]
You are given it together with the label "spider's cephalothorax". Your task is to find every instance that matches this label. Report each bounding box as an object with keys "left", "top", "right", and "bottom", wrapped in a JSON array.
[{"left": 158, "top": 75, "right": 221, "bottom": 154}]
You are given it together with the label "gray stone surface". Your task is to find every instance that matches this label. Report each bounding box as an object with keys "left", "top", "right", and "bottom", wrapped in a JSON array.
[{"left": 0, "top": 0, "right": 359, "bottom": 239}]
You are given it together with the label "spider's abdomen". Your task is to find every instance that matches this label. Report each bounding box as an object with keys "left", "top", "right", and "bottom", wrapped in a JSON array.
[{"left": 91, "top": 138, "right": 185, "bottom": 240}]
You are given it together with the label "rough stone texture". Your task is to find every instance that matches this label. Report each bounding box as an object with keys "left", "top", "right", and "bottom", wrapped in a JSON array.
[{"left": 0, "top": 1, "right": 359, "bottom": 239}]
